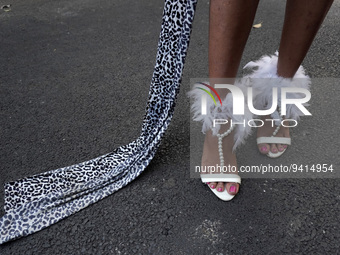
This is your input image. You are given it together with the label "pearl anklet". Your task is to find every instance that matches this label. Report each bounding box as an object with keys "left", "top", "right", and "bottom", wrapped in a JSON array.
[{"left": 216, "top": 124, "right": 235, "bottom": 168}]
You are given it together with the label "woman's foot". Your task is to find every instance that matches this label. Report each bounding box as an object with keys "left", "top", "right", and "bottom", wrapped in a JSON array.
[
  {"left": 201, "top": 122, "right": 239, "bottom": 196},
  {"left": 257, "top": 115, "right": 290, "bottom": 155}
]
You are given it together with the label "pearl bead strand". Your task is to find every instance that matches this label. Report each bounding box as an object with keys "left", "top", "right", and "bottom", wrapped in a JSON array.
[
  {"left": 216, "top": 124, "right": 235, "bottom": 168},
  {"left": 272, "top": 106, "right": 283, "bottom": 137}
]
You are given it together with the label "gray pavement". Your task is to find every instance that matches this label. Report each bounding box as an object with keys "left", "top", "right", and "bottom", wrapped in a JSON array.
[{"left": 0, "top": 0, "right": 339, "bottom": 254}]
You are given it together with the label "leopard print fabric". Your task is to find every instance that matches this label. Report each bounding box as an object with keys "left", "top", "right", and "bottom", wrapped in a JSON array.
[{"left": 0, "top": 0, "right": 197, "bottom": 244}]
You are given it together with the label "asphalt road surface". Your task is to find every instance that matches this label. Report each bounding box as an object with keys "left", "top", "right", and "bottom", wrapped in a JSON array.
[{"left": 0, "top": 0, "right": 339, "bottom": 254}]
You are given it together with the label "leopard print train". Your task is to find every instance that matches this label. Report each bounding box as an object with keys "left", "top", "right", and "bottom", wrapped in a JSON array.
[{"left": 0, "top": 0, "right": 197, "bottom": 244}]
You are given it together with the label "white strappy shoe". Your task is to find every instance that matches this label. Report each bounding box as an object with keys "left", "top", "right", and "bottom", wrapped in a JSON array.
[
  {"left": 256, "top": 111, "right": 291, "bottom": 158},
  {"left": 187, "top": 81, "right": 253, "bottom": 201},
  {"left": 244, "top": 51, "right": 311, "bottom": 158}
]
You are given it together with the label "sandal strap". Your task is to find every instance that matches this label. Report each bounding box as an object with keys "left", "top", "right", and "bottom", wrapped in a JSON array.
[
  {"left": 217, "top": 124, "right": 234, "bottom": 167},
  {"left": 257, "top": 136, "right": 291, "bottom": 145},
  {"left": 201, "top": 174, "right": 241, "bottom": 184}
]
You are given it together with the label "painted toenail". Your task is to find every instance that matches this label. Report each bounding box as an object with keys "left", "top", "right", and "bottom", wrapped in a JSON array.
[
  {"left": 229, "top": 185, "right": 236, "bottom": 193},
  {"left": 218, "top": 187, "right": 222, "bottom": 192},
  {"left": 261, "top": 146, "right": 267, "bottom": 152},
  {"left": 210, "top": 185, "right": 215, "bottom": 189}
]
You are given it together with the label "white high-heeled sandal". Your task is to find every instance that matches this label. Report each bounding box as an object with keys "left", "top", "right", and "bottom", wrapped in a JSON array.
[
  {"left": 187, "top": 81, "right": 253, "bottom": 201},
  {"left": 244, "top": 51, "right": 311, "bottom": 158},
  {"left": 200, "top": 123, "right": 241, "bottom": 201},
  {"left": 256, "top": 105, "right": 291, "bottom": 158}
]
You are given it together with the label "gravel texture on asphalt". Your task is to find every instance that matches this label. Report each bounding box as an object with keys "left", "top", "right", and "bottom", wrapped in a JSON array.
[{"left": 0, "top": 0, "right": 339, "bottom": 254}]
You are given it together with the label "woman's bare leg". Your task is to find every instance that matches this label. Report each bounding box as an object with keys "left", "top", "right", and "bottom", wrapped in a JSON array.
[
  {"left": 203, "top": 0, "right": 259, "bottom": 195},
  {"left": 257, "top": 0, "right": 334, "bottom": 155}
]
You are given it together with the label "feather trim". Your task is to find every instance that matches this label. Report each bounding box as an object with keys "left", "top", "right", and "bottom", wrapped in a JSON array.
[
  {"left": 187, "top": 81, "right": 253, "bottom": 151},
  {"left": 243, "top": 51, "right": 311, "bottom": 123}
]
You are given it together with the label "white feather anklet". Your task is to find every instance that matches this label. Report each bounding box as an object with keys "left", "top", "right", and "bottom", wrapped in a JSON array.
[{"left": 187, "top": 80, "right": 253, "bottom": 152}]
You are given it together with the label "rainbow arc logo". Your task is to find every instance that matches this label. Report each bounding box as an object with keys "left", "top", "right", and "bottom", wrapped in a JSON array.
[
  {"left": 195, "top": 82, "right": 311, "bottom": 117},
  {"left": 196, "top": 82, "right": 222, "bottom": 106}
]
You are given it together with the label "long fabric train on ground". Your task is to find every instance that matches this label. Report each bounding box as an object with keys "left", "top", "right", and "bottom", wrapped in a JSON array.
[{"left": 0, "top": 0, "right": 197, "bottom": 244}]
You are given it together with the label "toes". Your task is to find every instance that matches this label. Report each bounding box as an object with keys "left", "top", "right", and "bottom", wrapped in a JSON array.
[
  {"left": 270, "top": 144, "right": 278, "bottom": 154},
  {"left": 258, "top": 143, "right": 270, "bottom": 154},
  {"left": 209, "top": 182, "right": 217, "bottom": 189},
  {"left": 277, "top": 144, "right": 285, "bottom": 152},
  {"left": 259, "top": 143, "right": 286, "bottom": 154},
  {"left": 226, "top": 183, "right": 239, "bottom": 195},
  {"left": 209, "top": 182, "right": 239, "bottom": 194},
  {"left": 216, "top": 182, "right": 225, "bottom": 192}
]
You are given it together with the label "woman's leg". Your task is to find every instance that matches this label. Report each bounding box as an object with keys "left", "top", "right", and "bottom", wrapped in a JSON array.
[
  {"left": 203, "top": 0, "right": 259, "bottom": 194},
  {"left": 209, "top": 0, "right": 260, "bottom": 96},
  {"left": 257, "top": 0, "right": 334, "bottom": 154}
]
